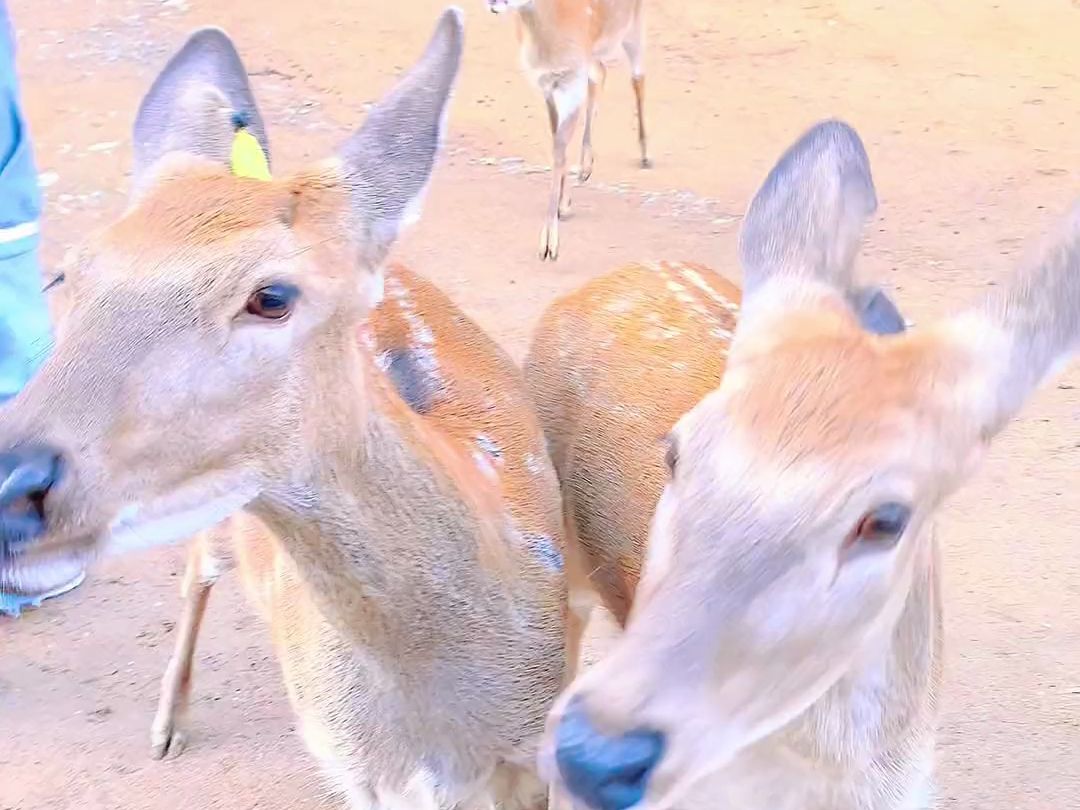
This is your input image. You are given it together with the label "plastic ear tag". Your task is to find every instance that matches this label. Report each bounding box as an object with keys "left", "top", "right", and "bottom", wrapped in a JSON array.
[{"left": 230, "top": 128, "right": 271, "bottom": 181}]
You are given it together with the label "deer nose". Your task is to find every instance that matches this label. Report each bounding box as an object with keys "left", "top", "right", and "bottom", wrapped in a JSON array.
[
  {"left": 0, "top": 445, "right": 64, "bottom": 552},
  {"left": 555, "top": 699, "right": 666, "bottom": 810}
]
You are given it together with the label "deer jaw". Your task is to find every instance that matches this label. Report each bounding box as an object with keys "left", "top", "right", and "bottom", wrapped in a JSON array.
[
  {"left": 542, "top": 118, "right": 1080, "bottom": 810},
  {"left": 0, "top": 10, "right": 464, "bottom": 591},
  {"left": 542, "top": 303, "right": 958, "bottom": 809},
  {"left": 0, "top": 162, "right": 368, "bottom": 582}
]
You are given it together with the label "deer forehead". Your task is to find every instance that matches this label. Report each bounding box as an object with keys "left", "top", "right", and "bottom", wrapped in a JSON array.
[
  {"left": 91, "top": 165, "right": 351, "bottom": 286},
  {"left": 677, "top": 330, "right": 935, "bottom": 509}
]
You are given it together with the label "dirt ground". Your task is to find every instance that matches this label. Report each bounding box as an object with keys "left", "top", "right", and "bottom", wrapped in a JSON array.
[{"left": 2, "top": 0, "right": 1079, "bottom": 807}]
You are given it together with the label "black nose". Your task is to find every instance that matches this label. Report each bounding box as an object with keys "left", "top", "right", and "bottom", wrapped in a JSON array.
[
  {"left": 0, "top": 444, "right": 63, "bottom": 554},
  {"left": 555, "top": 699, "right": 665, "bottom": 810}
]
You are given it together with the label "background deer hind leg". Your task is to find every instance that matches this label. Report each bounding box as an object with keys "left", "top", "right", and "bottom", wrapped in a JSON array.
[
  {"left": 540, "top": 70, "right": 587, "bottom": 261},
  {"left": 580, "top": 61, "right": 607, "bottom": 184},
  {"left": 150, "top": 524, "right": 231, "bottom": 760},
  {"left": 623, "top": 14, "right": 651, "bottom": 169}
]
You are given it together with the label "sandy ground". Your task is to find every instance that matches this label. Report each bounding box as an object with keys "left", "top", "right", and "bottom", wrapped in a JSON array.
[{"left": 1, "top": 0, "right": 1079, "bottom": 807}]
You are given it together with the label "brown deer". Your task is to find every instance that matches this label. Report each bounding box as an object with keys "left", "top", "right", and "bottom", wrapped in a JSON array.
[
  {"left": 488, "top": 0, "right": 649, "bottom": 261},
  {"left": 0, "top": 11, "right": 573, "bottom": 809},
  {"left": 525, "top": 119, "right": 1080, "bottom": 810}
]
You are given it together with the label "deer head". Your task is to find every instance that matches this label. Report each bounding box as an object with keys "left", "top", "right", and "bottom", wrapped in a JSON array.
[
  {"left": 543, "top": 120, "right": 1080, "bottom": 810},
  {"left": 0, "top": 9, "right": 464, "bottom": 592}
]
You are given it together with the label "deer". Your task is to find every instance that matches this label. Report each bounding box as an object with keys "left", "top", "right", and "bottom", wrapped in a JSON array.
[
  {"left": 487, "top": 0, "right": 649, "bottom": 261},
  {"left": 0, "top": 10, "right": 576, "bottom": 809},
  {"left": 523, "top": 118, "right": 1080, "bottom": 810}
]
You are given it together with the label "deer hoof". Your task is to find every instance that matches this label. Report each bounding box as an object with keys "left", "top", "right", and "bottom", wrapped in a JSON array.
[
  {"left": 580, "top": 156, "right": 594, "bottom": 184},
  {"left": 539, "top": 223, "right": 560, "bottom": 261},
  {"left": 640, "top": 156, "right": 653, "bottom": 169},
  {"left": 150, "top": 720, "right": 189, "bottom": 760}
]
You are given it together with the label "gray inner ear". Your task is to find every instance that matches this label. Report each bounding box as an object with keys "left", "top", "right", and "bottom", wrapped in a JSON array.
[
  {"left": 849, "top": 285, "right": 907, "bottom": 335},
  {"left": 337, "top": 8, "right": 463, "bottom": 260},
  {"left": 132, "top": 27, "right": 269, "bottom": 189},
  {"left": 738, "top": 119, "right": 877, "bottom": 297}
]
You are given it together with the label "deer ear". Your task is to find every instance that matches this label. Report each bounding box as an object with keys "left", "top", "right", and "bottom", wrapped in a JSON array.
[
  {"left": 337, "top": 7, "right": 463, "bottom": 266},
  {"left": 737, "top": 120, "right": 878, "bottom": 318},
  {"left": 941, "top": 200, "right": 1080, "bottom": 437},
  {"left": 131, "top": 27, "right": 270, "bottom": 197}
]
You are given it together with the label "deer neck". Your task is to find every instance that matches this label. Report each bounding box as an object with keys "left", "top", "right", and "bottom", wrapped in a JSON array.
[
  {"left": 775, "top": 531, "right": 943, "bottom": 803},
  {"left": 514, "top": 2, "right": 563, "bottom": 53},
  {"left": 247, "top": 341, "right": 555, "bottom": 672}
]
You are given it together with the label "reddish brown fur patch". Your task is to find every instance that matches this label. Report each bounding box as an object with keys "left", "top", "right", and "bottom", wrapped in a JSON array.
[
  {"left": 365, "top": 263, "right": 565, "bottom": 575},
  {"left": 525, "top": 261, "right": 739, "bottom": 621},
  {"left": 726, "top": 308, "right": 926, "bottom": 464}
]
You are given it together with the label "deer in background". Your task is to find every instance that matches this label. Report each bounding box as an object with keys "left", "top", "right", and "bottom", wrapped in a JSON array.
[
  {"left": 526, "top": 118, "right": 1080, "bottom": 810},
  {"left": 488, "top": 0, "right": 649, "bottom": 261},
  {"left": 0, "top": 10, "right": 573, "bottom": 809}
]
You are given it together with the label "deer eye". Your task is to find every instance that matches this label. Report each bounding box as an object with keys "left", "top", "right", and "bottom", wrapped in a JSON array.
[
  {"left": 663, "top": 434, "right": 679, "bottom": 477},
  {"left": 245, "top": 283, "right": 299, "bottom": 320},
  {"left": 848, "top": 502, "right": 911, "bottom": 550}
]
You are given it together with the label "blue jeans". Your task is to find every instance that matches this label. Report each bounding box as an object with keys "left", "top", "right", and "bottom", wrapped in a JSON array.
[
  {"left": 0, "top": 0, "right": 50, "bottom": 402},
  {"left": 0, "top": 3, "right": 78, "bottom": 613}
]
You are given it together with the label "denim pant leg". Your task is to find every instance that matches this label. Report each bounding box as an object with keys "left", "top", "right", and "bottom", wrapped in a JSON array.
[
  {"left": 0, "top": 0, "right": 50, "bottom": 403},
  {"left": 0, "top": 239, "right": 50, "bottom": 400}
]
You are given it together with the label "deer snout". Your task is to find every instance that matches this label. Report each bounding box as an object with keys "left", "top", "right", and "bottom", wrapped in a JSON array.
[
  {"left": 554, "top": 697, "right": 666, "bottom": 810},
  {"left": 0, "top": 444, "right": 64, "bottom": 554}
]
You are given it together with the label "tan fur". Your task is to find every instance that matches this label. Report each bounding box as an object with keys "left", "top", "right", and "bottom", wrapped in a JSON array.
[
  {"left": 527, "top": 259, "right": 944, "bottom": 809},
  {"left": 526, "top": 119, "right": 1080, "bottom": 810},
  {"left": 492, "top": 0, "right": 649, "bottom": 260},
  {"left": 132, "top": 247, "right": 569, "bottom": 807},
  {"left": 0, "top": 78, "right": 568, "bottom": 810},
  {"left": 526, "top": 261, "right": 739, "bottom": 621}
]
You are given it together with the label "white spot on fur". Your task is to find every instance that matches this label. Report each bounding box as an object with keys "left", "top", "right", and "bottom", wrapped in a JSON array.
[
  {"left": 385, "top": 276, "right": 441, "bottom": 384},
  {"left": 604, "top": 296, "right": 635, "bottom": 314},
  {"left": 475, "top": 433, "right": 504, "bottom": 464},
  {"left": 643, "top": 325, "right": 682, "bottom": 341},
  {"left": 550, "top": 72, "right": 588, "bottom": 127},
  {"left": 363, "top": 268, "right": 385, "bottom": 308},
  {"left": 472, "top": 450, "right": 497, "bottom": 480},
  {"left": 681, "top": 266, "right": 741, "bottom": 312},
  {"left": 524, "top": 452, "right": 544, "bottom": 476}
]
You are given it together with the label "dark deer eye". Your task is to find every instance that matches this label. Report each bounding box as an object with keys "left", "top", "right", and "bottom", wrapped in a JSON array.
[
  {"left": 849, "top": 502, "right": 911, "bottom": 549},
  {"left": 245, "top": 283, "right": 299, "bottom": 320},
  {"left": 663, "top": 434, "right": 679, "bottom": 476}
]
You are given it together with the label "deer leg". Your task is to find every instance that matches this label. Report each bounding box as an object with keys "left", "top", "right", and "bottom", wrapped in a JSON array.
[
  {"left": 545, "top": 512, "right": 596, "bottom": 810},
  {"left": 580, "top": 62, "right": 606, "bottom": 184},
  {"left": 623, "top": 30, "right": 650, "bottom": 168},
  {"left": 150, "top": 532, "right": 222, "bottom": 760},
  {"left": 540, "top": 73, "right": 586, "bottom": 262}
]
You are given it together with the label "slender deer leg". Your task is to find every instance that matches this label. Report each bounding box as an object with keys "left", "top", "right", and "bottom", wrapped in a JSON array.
[
  {"left": 547, "top": 511, "right": 595, "bottom": 810},
  {"left": 580, "top": 62, "right": 606, "bottom": 184},
  {"left": 540, "top": 73, "right": 586, "bottom": 262},
  {"left": 623, "top": 27, "right": 650, "bottom": 169},
  {"left": 150, "top": 532, "right": 222, "bottom": 760}
]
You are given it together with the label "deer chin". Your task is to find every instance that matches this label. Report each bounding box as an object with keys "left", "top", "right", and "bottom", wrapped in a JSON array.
[
  {"left": 1, "top": 474, "right": 259, "bottom": 593},
  {"left": 102, "top": 475, "right": 262, "bottom": 558},
  {"left": 0, "top": 544, "right": 91, "bottom": 596}
]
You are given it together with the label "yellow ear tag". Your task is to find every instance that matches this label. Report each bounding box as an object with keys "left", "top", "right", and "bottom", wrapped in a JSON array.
[{"left": 230, "top": 127, "right": 271, "bottom": 181}]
